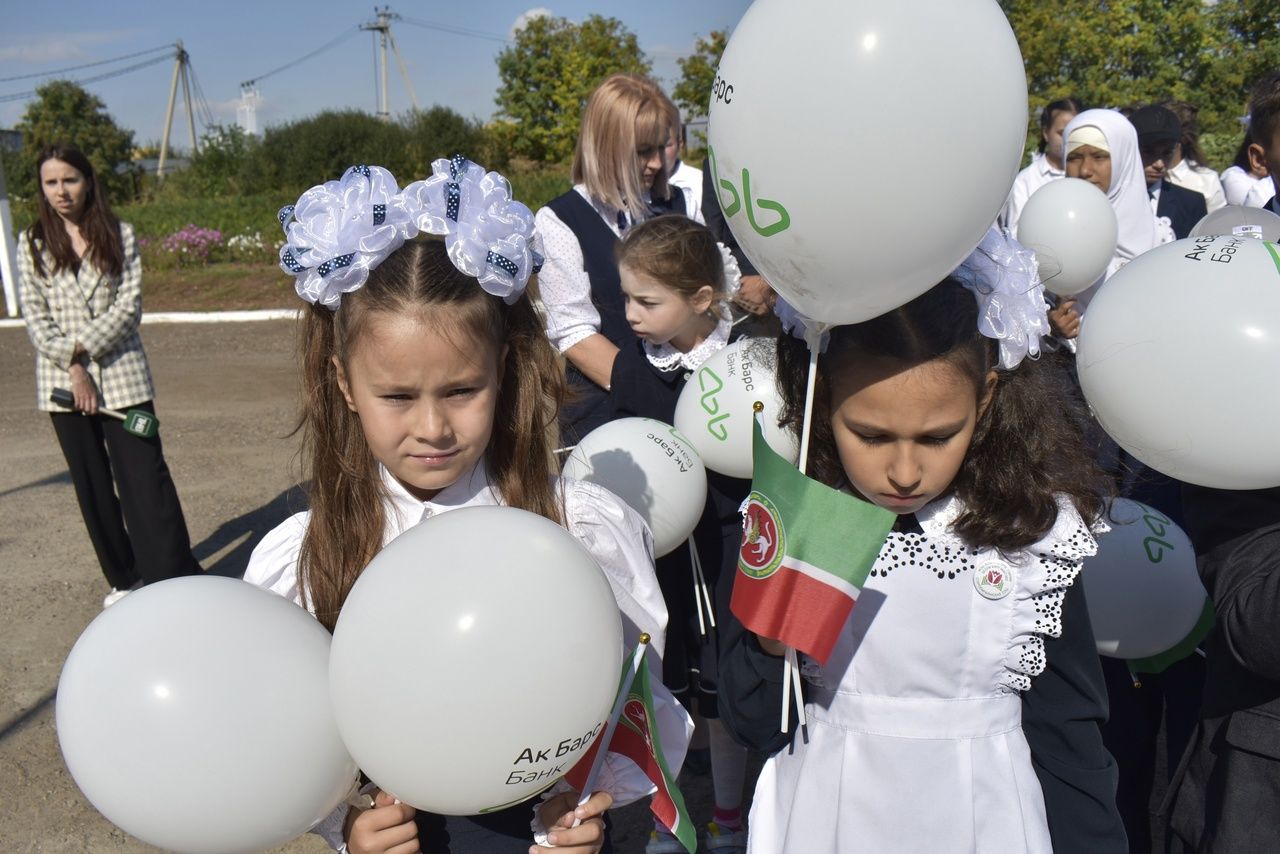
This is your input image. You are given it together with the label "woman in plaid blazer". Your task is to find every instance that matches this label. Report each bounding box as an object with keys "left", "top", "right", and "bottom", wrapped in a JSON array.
[{"left": 18, "top": 144, "right": 201, "bottom": 607}]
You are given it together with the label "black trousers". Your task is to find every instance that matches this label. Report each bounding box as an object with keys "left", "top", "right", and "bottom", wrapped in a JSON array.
[{"left": 50, "top": 402, "right": 201, "bottom": 589}]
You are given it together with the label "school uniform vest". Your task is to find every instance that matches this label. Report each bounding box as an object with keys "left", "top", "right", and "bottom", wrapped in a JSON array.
[{"left": 545, "top": 189, "right": 686, "bottom": 441}]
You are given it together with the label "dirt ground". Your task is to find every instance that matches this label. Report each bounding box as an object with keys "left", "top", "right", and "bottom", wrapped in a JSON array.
[{"left": 0, "top": 319, "right": 762, "bottom": 853}]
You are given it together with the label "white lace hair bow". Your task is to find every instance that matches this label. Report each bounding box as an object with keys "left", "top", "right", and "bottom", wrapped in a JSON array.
[
  {"left": 951, "top": 226, "right": 1050, "bottom": 370},
  {"left": 278, "top": 157, "right": 543, "bottom": 310}
]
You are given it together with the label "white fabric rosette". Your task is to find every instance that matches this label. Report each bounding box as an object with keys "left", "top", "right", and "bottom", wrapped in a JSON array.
[
  {"left": 278, "top": 165, "right": 417, "bottom": 310},
  {"left": 952, "top": 226, "right": 1051, "bottom": 370},
  {"left": 400, "top": 156, "right": 543, "bottom": 304}
]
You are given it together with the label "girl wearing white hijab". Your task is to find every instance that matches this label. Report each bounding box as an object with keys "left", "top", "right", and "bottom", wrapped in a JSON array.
[{"left": 1049, "top": 109, "right": 1174, "bottom": 337}]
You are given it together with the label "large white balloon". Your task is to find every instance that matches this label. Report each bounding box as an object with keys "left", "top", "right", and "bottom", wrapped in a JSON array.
[
  {"left": 330, "top": 506, "right": 622, "bottom": 814},
  {"left": 1016, "top": 178, "right": 1118, "bottom": 296},
  {"left": 1085, "top": 499, "right": 1207, "bottom": 660},
  {"left": 1190, "top": 204, "right": 1280, "bottom": 243},
  {"left": 674, "top": 339, "right": 797, "bottom": 478},
  {"left": 706, "top": 0, "right": 1027, "bottom": 324},
  {"left": 563, "top": 417, "right": 707, "bottom": 557},
  {"left": 56, "top": 577, "right": 357, "bottom": 854},
  {"left": 1077, "top": 235, "right": 1280, "bottom": 489}
]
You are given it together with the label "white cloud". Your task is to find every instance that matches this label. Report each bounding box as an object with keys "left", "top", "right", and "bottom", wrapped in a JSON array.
[
  {"left": 0, "top": 31, "right": 134, "bottom": 64},
  {"left": 509, "top": 8, "right": 552, "bottom": 39}
]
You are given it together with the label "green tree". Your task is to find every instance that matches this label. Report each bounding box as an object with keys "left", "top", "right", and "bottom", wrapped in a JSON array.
[
  {"left": 11, "top": 80, "right": 137, "bottom": 203},
  {"left": 243, "top": 110, "right": 413, "bottom": 195},
  {"left": 673, "top": 29, "right": 728, "bottom": 121},
  {"left": 495, "top": 14, "right": 650, "bottom": 163},
  {"left": 173, "top": 124, "right": 257, "bottom": 198},
  {"left": 403, "top": 106, "right": 485, "bottom": 176},
  {"left": 999, "top": 0, "right": 1280, "bottom": 167}
]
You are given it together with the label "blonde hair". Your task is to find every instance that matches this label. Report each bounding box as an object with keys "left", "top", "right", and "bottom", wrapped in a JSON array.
[
  {"left": 616, "top": 215, "right": 725, "bottom": 304},
  {"left": 573, "top": 74, "right": 674, "bottom": 223},
  {"left": 297, "top": 238, "right": 565, "bottom": 631}
]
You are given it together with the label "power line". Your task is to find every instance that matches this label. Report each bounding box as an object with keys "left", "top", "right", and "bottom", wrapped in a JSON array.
[
  {"left": 398, "top": 16, "right": 512, "bottom": 44},
  {"left": 0, "top": 43, "right": 175, "bottom": 83},
  {"left": 241, "top": 26, "right": 360, "bottom": 87},
  {"left": 0, "top": 52, "right": 175, "bottom": 104},
  {"left": 186, "top": 59, "right": 217, "bottom": 129}
]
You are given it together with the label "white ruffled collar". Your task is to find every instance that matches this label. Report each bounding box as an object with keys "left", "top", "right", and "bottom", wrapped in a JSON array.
[{"left": 643, "top": 307, "right": 733, "bottom": 372}]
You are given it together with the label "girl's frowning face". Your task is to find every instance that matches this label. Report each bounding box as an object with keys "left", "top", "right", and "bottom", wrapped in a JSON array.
[
  {"left": 829, "top": 356, "right": 993, "bottom": 516},
  {"left": 336, "top": 311, "right": 502, "bottom": 501},
  {"left": 1065, "top": 144, "right": 1112, "bottom": 193}
]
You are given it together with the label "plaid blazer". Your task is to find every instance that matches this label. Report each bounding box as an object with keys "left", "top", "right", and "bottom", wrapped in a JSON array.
[{"left": 17, "top": 221, "right": 155, "bottom": 412}]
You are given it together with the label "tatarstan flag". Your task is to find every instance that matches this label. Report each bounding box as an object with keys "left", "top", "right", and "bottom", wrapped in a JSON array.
[
  {"left": 564, "top": 656, "right": 695, "bottom": 853},
  {"left": 732, "top": 414, "right": 897, "bottom": 665}
]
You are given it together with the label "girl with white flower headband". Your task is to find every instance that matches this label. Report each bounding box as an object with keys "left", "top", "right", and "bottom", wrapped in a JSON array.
[
  {"left": 242, "top": 159, "right": 691, "bottom": 854},
  {"left": 608, "top": 215, "right": 751, "bottom": 854},
  {"left": 719, "top": 231, "right": 1127, "bottom": 853}
]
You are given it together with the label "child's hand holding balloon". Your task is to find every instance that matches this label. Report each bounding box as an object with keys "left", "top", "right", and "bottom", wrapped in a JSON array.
[
  {"left": 344, "top": 789, "right": 419, "bottom": 854},
  {"left": 531, "top": 789, "right": 612, "bottom": 853}
]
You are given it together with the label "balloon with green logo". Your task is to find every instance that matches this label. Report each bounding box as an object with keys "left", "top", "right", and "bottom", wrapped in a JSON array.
[
  {"left": 1084, "top": 499, "right": 1209, "bottom": 662},
  {"left": 706, "top": 0, "right": 1027, "bottom": 324},
  {"left": 673, "top": 339, "right": 797, "bottom": 478}
]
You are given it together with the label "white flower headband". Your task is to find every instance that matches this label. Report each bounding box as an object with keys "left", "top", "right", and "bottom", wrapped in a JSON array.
[
  {"left": 776, "top": 226, "right": 1049, "bottom": 369},
  {"left": 278, "top": 156, "right": 544, "bottom": 310}
]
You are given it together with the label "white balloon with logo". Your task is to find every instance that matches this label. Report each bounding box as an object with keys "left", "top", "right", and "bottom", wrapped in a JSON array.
[
  {"left": 1085, "top": 499, "right": 1207, "bottom": 660},
  {"left": 562, "top": 417, "right": 707, "bottom": 557},
  {"left": 706, "top": 0, "right": 1027, "bottom": 324},
  {"left": 1077, "top": 235, "right": 1280, "bottom": 489},
  {"left": 673, "top": 338, "right": 797, "bottom": 479}
]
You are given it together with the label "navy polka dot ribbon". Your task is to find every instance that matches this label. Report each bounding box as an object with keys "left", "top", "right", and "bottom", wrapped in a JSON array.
[
  {"left": 373, "top": 203, "right": 386, "bottom": 226},
  {"left": 316, "top": 253, "right": 356, "bottom": 277},
  {"left": 348, "top": 165, "right": 372, "bottom": 179},
  {"left": 531, "top": 250, "right": 544, "bottom": 275},
  {"left": 444, "top": 154, "right": 469, "bottom": 223},
  {"left": 486, "top": 251, "right": 519, "bottom": 278},
  {"left": 278, "top": 205, "right": 296, "bottom": 234},
  {"left": 281, "top": 248, "right": 309, "bottom": 274}
]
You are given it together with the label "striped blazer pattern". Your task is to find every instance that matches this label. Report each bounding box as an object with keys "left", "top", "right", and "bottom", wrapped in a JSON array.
[{"left": 17, "top": 221, "right": 155, "bottom": 412}]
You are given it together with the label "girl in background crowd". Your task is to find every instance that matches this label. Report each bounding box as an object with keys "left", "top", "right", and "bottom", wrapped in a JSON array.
[
  {"left": 1162, "top": 100, "right": 1227, "bottom": 211},
  {"left": 1001, "top": 97, "right": 1082, "bottom": 232},
  {"left": 608, "top": 215, "right": 750, "bottom": 854}
]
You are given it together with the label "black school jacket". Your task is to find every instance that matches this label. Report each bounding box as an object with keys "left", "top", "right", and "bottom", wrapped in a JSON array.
[{"left": 1157, "top": 181, "right": 1209, "bottom": 240}]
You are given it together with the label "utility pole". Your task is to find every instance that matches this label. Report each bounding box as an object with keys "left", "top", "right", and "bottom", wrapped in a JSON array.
[
  {"left": 157, "top": 41, "right": 198, "bottom": 179},
  {"left": 0, "top": 154, "right": 20, "bottom": 316},
  {"left": 361, "top": 8, "right": 393, "bottom": 120}
]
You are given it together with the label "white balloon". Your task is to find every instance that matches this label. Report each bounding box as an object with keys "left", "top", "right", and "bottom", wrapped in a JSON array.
[
  {"left": 563, "top": 417, "right": 707, "bottom": 557},
  {"left": 1077, "top": 235, "right": 1280, "bottom": 489},
  {"left": 56, "top": 576, "right": 357, "bottom": 854},
  {"left": 706, "top": 0, "right": 1027, "bottom": 324},
  {"left": 1085, "top": 499, "right": 1207, "bottom": 660},
  {"left": 1016, "top": 178, "right": 1118, "bottom": 296},
  {"left": 330, "top": 506, "right": 622, "bottom": 814},
  {"left": 1190, "top": 204, "right": 1280, "bottom": 243},
  {"left": 674, "top": 339, "right": 797, "bottom": 478}
]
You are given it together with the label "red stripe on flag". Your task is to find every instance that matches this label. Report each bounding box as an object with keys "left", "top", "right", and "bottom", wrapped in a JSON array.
[{"left": 731, "top": 562, "right": 855, "bottom": 665}]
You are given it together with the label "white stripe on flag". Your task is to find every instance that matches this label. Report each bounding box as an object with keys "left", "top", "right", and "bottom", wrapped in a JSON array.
[{"left": 783, "top": 556, "right": 861, "bottom": 601}]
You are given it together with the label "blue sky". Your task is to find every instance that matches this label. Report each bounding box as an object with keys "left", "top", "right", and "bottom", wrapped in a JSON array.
[{"left": 0, "top": 1, "right": 751, "bottom": 147}]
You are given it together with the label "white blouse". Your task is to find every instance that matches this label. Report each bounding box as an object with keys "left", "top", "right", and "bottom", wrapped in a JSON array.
[
  {"left": 1001, "top": 152, "right": 1064, "bottom": 234},
  {"left": 244, "top": 460, "right": 693, "bottom": 849},
  {"left": 534, "top": 186, "right": 630, "bottom": 354},
  {"left": 1168, "top": 159, "right": 1226, "bottom": 212},
  {"left": 669, "top": 160, "right": 705, "bottom": 225},
  {"left": 1220, "top": 164, "right": 1274, "bottom": 208}
]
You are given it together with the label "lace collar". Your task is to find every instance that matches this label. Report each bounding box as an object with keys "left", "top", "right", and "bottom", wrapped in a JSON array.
[{"left": 643, "top": 307, "right": 733, "bottom": 372}]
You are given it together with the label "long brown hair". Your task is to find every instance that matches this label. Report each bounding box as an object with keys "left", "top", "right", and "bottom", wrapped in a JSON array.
[
  {"left": 28, "top": 144, "right": 124, "bottom": 278},
  {"left": 615, "top": 215, "right": 726, "bottom": 302},
  {"left": 572, "top": 74, "right": 675, "bottom": 223},
  {"left": 298, "top": 238, "right": 565, "bottom": 630},
  {"left": 776, "top": 280, "right": 1110, "bottom": 552}
]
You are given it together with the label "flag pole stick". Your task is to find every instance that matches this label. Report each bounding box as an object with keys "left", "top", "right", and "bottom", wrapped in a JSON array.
[
  {"left": 688, "top": 538, "right": 716, "bottom": 634},
  {"left": 576, "top": 634, "right": 650, "bottom": 808},
  {"left": 780, "top": 324, "right": 823, "bottom": 734}
]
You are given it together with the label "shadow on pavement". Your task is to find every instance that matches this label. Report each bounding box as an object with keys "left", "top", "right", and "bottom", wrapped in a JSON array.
[{"left": 195, "top": 483, "right": 309, "bottom": 578}]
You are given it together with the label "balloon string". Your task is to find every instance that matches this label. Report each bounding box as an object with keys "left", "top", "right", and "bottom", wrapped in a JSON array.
[
  {"left": 797, "top": 329, "right": 821, "bottom": 475},
  {"left": 688, "top": 538, "right": 716, "bottom": 636}
]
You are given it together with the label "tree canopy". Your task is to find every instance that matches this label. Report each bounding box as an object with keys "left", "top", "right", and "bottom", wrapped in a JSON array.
[
  {"left": 495, "top": 14, "right": 650, "bottom": 163},
  {"left": 673, "top": 29, "right": 728, "bottom": 122},
  {"left": 9, "top": 80, "right": 137, "bottom": 203}
]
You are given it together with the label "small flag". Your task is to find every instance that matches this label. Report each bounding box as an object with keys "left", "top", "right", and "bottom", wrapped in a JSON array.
[
  {"left": 732, "top": 413, "right": 896, "bottom": 665},
  {"left": 565, "top": 650, "right": 695, "bottom": 853}
]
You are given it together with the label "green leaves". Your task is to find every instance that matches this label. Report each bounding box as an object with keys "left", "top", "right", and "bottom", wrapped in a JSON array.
[
  {"left": 673, "top": 30, "right": 728, "bottom": 122},
  {"left": 494, "top": 14, "right": 650, "bottom": 163}
]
